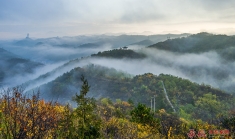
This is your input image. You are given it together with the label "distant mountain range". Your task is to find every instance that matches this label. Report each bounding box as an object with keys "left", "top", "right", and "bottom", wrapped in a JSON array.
[{"left": 12, "top": 34, "right": 189, "bottom": 48}]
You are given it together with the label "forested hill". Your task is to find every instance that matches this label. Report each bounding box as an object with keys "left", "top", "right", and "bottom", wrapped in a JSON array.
[
  {"left": 0, "top": 48, "right": 43, "bottom": 85},
  {"left": 0, "top": 47, "right": 19, "bottom": 60},
  {"left": 37, "top": 64, "right": 234, "bottom": 121},
  {"left": 89, "top": 32, "right": 235, "bottom": 61},
  {"left": 148, "top": 32, "right": 235, "bottom": 60},
  {"left": 91, "top": 49, "right": 146, "bottom": 59}
]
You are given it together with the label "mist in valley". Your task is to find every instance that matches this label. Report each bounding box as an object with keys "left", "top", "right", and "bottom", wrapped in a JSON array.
[
  {"left": 16, "top": 47, "right": 235, "bottom": 102},
  {"left": 0, "top": 34, "right": 187, "bottom": 89},
  {"left": 1, "top": 33, "right": 235, "bottom": 103},
  {"left": 80, "top": 48, "right": 235, "bottom": 92}
]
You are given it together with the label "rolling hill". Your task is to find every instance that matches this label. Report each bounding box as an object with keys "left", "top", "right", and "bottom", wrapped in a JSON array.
[
  {"left": 148, "top": 32, "right": 235, "bottom": 61},
  {"left": 0, "top": 48, "right": 43, "bottom": 86},
  {"left": 33, "top": 64, "right": 234, "bottom": 121}
]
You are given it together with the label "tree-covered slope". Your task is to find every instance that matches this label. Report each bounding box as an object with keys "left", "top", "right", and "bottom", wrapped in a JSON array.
[
  {"left": 91, "top": 49, "right": 146, "bottom": 59},
  {"left": 0, "top": 48, "right": 19, "bottom": 60},
  {"left": 0, "top": 48, "right": 43, "bottom": 85},
  {"left": 148, "top": 32, "right": 235, "bottom": 60},
  {"left": 37, "top": 64, "right": 234, "bottom": 121}
]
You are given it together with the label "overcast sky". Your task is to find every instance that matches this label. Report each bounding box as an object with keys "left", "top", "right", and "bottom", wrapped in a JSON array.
[{"left": 0, "top": 0, "right": 235, "bottom": 39}]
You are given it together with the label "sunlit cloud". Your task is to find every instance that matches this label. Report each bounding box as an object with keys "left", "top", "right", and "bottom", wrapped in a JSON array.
[{"left": 0, "top": 0, "right": 235, "bottom": 39}]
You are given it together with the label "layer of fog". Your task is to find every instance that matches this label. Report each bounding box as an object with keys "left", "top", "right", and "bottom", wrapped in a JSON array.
[
  {"left": 23, "top": 59, "right": 92, "bottom": 92},
  {"left": 81, "top": 48, "right": 235, "bottom": 92},
  {"left": 0, "top": 42, "right": 113, "bottom": 88},
  {"left": 2, "top": 61, "right": 66, "bottom": 88},
  {"left": 0, "top": 34, "right": 183, "bottom": 90},
  {"left": 126, "top": 44, "right": 147, "bottom": 50},
  {"left": 0, "top": 33, "right": 189, "bottom": 63},
  {"left": 143, "top": 48, "right": 234, "bottom": 91},
  {"left": 0, "top": 36, "right": 113, "bottom": 88},
  {"left": 24, "top": 48, "right": 235, "bottom": 96},
  {"left": 3, "top": 34, "right": 232, "bottom": 98},
  {"left": 1, "top": 43, "right": 112, "bottom": 64}
]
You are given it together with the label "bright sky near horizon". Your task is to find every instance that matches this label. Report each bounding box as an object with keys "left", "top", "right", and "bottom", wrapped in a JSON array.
[{"left": 0, "top": 0, "right": 235, "bottom": 39}]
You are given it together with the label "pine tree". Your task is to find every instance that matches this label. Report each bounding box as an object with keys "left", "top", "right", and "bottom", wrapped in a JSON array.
[{"left": 73, "top": 75, "right": 101, "bottom": 139}]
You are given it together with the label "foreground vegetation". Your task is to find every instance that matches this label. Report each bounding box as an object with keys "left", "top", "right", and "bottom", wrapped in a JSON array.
[{"left": 1, "top": 76, "right": 235, "bottom": 138}]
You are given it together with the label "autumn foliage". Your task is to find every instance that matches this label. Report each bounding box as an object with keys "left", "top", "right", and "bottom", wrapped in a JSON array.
[
  {"left": 0, "top": 75, "right": 235, "bottom": 138},
  {"left": 0, "top": 87, "right": 66, "bottom": 139}
]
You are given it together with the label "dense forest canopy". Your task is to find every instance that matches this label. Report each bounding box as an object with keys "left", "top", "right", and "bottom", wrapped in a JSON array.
[
  {"left": 148, "top": 32, "right": 235, "bottom": 61},
  {"left": 31, "top": 64, "right": 234, "bottom": 123}
]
